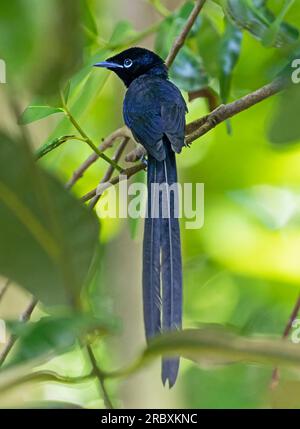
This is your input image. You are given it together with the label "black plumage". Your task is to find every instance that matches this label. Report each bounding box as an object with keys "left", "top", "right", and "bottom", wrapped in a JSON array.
[{"left": 94, "top": 47, "right": 187, "bottom": 387}]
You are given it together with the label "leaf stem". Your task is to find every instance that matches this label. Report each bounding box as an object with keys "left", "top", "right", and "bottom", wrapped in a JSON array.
[{"left": 60, "top": 93, "right": 123, "bottom": 173}]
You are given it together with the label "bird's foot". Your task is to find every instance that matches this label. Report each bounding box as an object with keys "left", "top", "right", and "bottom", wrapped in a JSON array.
[{"left": 140, "top": 155, "right": 148, "bottom": 167}]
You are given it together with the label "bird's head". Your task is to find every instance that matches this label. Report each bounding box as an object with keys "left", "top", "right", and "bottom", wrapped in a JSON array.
[{"left": 94, "top": 47, "right": 168, "bottom": 87}]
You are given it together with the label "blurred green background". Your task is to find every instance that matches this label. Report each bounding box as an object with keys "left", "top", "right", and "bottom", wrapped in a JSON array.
[{"left": 0, "top": 0, "right": 300, "bottom": 409}]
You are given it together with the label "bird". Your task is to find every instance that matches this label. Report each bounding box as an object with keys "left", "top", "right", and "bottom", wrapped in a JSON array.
[{"left": 94, "top": 47, "right": 187, "bottom": 387}]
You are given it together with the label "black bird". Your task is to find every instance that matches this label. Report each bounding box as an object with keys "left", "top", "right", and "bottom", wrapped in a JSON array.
[{"left": 94, "top": 47, "right": 187, "bottom": 387}]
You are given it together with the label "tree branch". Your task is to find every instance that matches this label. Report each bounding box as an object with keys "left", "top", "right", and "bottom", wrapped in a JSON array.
[
  {"left": 81, "top": 163, "right": 146, "bottom": 203},
  {"left": 0, "top": 297, "right": 38, "bottom": 367},
  {"left": 89, "top": 137, "right": 130, "bottom": 209},
  {"left": 185, "top": 78, "right": 285, "bottom": 144},
  {"left": 271, "top": 293, "right": 300, "bottom": 389},
  {"left": 165, "top": 0, "right": 207, "bottom": 68},
  {"left": 124, "top": 77, "right": 286, "bottom": 163},
  {"left": 65, "top": 127, "right": 131, "bottom": 190},
  {"left": 82, "top": 78, "right": 285, "bottom": 199}
]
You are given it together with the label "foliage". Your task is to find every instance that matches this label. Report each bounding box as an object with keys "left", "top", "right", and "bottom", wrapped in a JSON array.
[{"left": 0, "top": 0, "right": 300, "bottom": 409}]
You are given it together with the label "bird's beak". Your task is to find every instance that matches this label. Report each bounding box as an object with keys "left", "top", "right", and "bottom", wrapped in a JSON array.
[{"left": 93, "top": 61, "right": 124, "bottom": 69}]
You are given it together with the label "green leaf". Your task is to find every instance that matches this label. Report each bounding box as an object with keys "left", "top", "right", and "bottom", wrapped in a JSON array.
[
  {"left": 149, "top": 0, "right": 169, "bottom": 17},
  {"left": 268, "top": 84, "right": 300, "bottom": 144},
  {"left": 224, "top": 0, "right": 299, "bottom": 47},
  {"left": 109, "top": 21, "right": 137, "bottom": 47},
  {"left": 42, "top": 65, "right": 106, "bottom": 153},
  {"left": 0, "top": 1, "right": 35, "bottom": 81},
  {"left": 19, "top": 106, "right": 64, "bottom": 125},
  {"left": 196, "top": 16, "right": 222, "bottom": 78},
  {"left": 169, "top": 46, "right": 209, "bottom": 92},
  {"left": 155, "top": 1, "right": 201, "bottom": 59},
  {"left": 35, "top": 135, "right": 76, "bottom": 160},
  {"left": 5, "top": 313, "right": 116, "bottom": 368},
  {"left": 262, "top": 0, "right": 296, "bottom": 47},
  {"left": 173, "top": 1, "right": 202, "bottom": 38},
  {"left": 63, "top": 81, "right": 71, "bottom": 104},
  {"left": 0, "top": 134, "right": 99, "bottom": 306},
  {"left": 219, "top": 19, "right": 242, "bottom": 103},
  {"left": 80, "top": 0, "right": 98, "bottom": 39},
  {"left": 43, "top": 21, "right": 138, "bottom": 150},
  {"left": 155, "top": 2, "right": 209, "bottom": 92}
]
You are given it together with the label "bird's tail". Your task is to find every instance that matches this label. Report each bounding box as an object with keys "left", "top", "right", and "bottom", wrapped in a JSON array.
[{"left": 143, "top": 139, "right": 182, "bottom": 388}]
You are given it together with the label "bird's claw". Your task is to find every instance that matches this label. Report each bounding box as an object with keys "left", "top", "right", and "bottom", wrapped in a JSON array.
[{"left": 141, "top": 155, "right": 148, "bottom": 167}]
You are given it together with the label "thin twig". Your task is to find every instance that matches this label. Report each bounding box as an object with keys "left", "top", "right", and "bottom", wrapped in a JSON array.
[
  {"left": 270, "top": 293, "right": 300, "bottom": 389},
  {"left": 86, "top": 344, "right": 114, "bottom": 409},
  {"left": 0, "top": 280, "right": 10, "bottom": 302},
  {"left": 65, "top": 127, "right": 131, "bottom": 190},
  {"left": 165, "top": 0, "right": 207, "bottom": 68},
  {"left": 60, "top": 93, "right": 123, "bottom": 173},
  {"left": 81, "top": 163, "right": 146, "bottom": 203},
  {"left": 125, "top": 144, "right": 147, "bottom": 163},
  {"left": 100, "top": 127, "right": 132, "bottom": 151},
  {"left": 0, "top": 298, "right": 38, "bottom": 367},
  {"left": 89, "top": 137, "right": 130, "bottom": 209},
  {"left": 185, "top": 78, "right": 285, "bottom": 144}
]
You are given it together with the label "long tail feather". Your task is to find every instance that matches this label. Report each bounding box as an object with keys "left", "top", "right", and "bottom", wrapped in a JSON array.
[
  {"left": 143, "top": 142, "right": 182, "bottom": 388},
  {"left": 161, "top": 143, "right": 182, "bottom": 388},
  {"left": 143, "top": 156, "right": 161, "bottom": 339}
]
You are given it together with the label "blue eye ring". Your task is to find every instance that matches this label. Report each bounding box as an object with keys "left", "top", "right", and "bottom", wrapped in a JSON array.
[{"left": 124, "top": 58, "right": 133, "bottom": 68}]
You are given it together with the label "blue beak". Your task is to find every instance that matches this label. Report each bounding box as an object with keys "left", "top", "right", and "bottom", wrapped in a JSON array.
[{"left": 93, "top": 61, "right": 124, "bottom": 69}]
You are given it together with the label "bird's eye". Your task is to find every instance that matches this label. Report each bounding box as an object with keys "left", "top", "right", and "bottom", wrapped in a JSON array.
[{"left": 124, "top": 58, "right": 133, "bottom": 68}]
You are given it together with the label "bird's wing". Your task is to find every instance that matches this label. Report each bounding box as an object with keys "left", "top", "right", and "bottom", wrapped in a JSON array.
[
  {"left": 124, "top": 77, "right": 187, "bottom": 161},
  {"left": 124, "top": 107, "right": 166, "bottom": 160},
  {"left": 161, "top": 100, "right": 187, "bottom": 154}
]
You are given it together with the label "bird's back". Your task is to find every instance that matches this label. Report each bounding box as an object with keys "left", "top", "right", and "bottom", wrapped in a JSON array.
[{"left": 123, "top": 75, "right": 187, "bottom": 161}]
